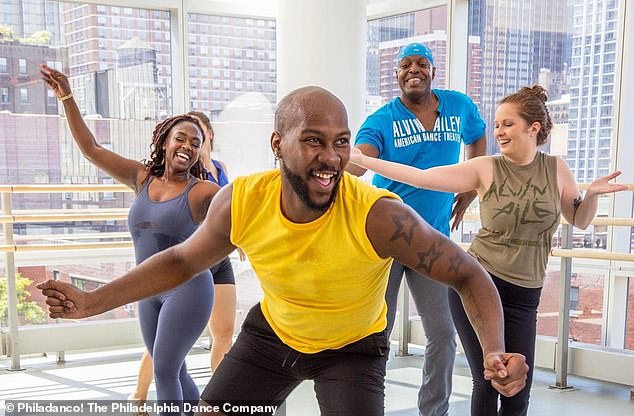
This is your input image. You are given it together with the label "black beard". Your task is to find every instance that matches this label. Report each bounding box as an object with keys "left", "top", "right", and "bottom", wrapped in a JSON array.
[{"left": 281, "top": 163, "right": 340, "bottom": 213}]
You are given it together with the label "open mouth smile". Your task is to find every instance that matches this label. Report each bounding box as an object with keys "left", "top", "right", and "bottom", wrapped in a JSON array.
[
  {"left": 312, "top": 171, "right": 337, "bottom": 188},
  {"left": 175, "top": 151, "right": 191, "bottom": 162}
]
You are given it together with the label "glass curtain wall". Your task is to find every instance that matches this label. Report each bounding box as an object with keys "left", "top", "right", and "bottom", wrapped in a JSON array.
[
  {"left": 1, "top": 1, "right": 174, "bottom": 323},
  {"left": 186, "top": 12, "right": 276, "bottom": 179},
  {"left": 185, "top": 11, "right": 277, "bottom": 328},
  {"left": 366, "top": 6, "right": 448, "bottom": 114},
  {"left": 1, "top": 0, "right": 631, "bottom": 351},
  {"left": 465, "top": 0, "right": 631, "bottom": 349},
  {"left": 364, "top": 0, "right": 631, "bottom": 352},
  {"left": 0, "top": 0, "right": 278, "bottom": 327}
]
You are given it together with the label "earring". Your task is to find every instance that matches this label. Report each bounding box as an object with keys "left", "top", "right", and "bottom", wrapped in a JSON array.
[{"left": 274, "top": 151, "right": 280, "bottom": 161}]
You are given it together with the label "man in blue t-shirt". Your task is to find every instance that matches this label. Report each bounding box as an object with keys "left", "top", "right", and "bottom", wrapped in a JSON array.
[{"left": 348, "top": 42, "right": 486, "bottom": 416}]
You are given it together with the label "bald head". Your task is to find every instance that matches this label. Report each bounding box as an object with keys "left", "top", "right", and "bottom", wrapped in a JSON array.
[
  {"left": 271, "top": 86, "right": 351, "bottom": 219},
  {"left": 275, "top": 86, "right": 348, "bottom": 135}
]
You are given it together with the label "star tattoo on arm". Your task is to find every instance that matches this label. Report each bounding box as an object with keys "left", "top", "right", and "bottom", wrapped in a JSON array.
[
  {"left": 447, "top": 252, "right": 464, "bottom": 275},
  {"left": 389, "top": 212, "right": 417, "bottom": 245},
  {"left": 416, "top": 241, "right": 443, "bottom": 274}
]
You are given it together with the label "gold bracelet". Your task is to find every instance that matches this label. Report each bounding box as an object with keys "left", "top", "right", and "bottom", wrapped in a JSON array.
[{"left": 58, "top": 92, "right": 73, "bottom": 102}]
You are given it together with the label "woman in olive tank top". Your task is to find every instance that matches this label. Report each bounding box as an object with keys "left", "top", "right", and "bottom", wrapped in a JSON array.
[{"left": 350, "top": 85, "right": 627, "bottom": 416}]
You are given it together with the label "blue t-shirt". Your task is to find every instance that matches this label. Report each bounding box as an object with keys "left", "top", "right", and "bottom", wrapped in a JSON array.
[{"left": 355, "top": 89, "right": 485, "bottom": 235}]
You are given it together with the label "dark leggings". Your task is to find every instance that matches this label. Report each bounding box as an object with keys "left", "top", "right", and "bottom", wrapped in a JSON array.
[
  {"left": 200, "top": 304, "right": 389, "bottom": 415},
  {"left": 449, "top": 273, "right": 541, "bottom": 416},
  {"left": 138, "top": 271, "right": 213, "bottom": 408},
  {"left": 210, "top": 256, "right": 235, "bottom": 285}
]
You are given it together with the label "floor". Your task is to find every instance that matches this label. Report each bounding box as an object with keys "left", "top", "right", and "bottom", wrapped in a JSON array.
[{"left": 1, "top": 342, "right": 632, "bottom": 416}]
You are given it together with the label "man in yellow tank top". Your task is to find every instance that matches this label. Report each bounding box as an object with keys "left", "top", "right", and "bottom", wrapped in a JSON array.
[{"left": 39, "top": 86, "right": 529, "bottom": 415}]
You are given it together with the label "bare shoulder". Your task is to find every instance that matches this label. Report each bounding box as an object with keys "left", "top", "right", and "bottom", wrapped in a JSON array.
[
  {"left": 466, "top": 155, "right": 495, "bottom": 194},
  {"left": 133, "top": 168, "right": 151, "bottom": 194},
  {"left": 554, "top": 156, "right": 578, "bottom": 201},
  {"left": 555, "top": 156, "right": 572, "bottom": 172},
  {"left": 190, "top": 179, "right": 220, "bottom": 201},
  {"left": 555, "top": 155, "right": 574, "bottom": 183},
  {"left": 208, "top": 183, "right": 233, "bottom": 212},
  {"left": 365, "top": 196, "right": 433, "bottom": 258}
]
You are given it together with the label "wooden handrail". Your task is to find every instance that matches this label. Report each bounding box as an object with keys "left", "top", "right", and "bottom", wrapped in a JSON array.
[
  {"left": 9, "top": 213, "right": 129, "bottom": 223},
  {"left": 580, "top": 217, "right": 634, "bottom": 226},
  {"left": 461, "top": 214, "right": 634, "bottom": 226},
  {"left": 13, "top": 242, "right": 133, "bottom": 252},
  {"left": 14, "top": 232, "right": 130, "bottom": 242},
  {"left": 1, "top": 183, "right": 632, "bottom": 193},
  {"left": 0, "top": 184, "right": 132, "bottom": 193},
  {"left": 0, "top": 211, "right": 129, "bottom": 224},
  {"left": 1, "top": 242, "right": 132, "bottom": 253},
  {"left": 551, "top": 248, "right": 634, "bottom": 262},
  {"left": 16, "top": 208, "right": 129, "bottom": 214},
  {"left": 1, "top": 184, "right": 632, "bottom": 262}
]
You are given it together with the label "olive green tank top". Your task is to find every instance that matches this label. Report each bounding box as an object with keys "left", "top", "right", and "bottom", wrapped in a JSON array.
[{"left": 468, "top": 152, "right": 560, "bottom": 288}]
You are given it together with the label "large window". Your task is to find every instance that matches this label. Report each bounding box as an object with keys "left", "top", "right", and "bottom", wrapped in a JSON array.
[
  {"left": 1, "top": 0, "right": 279, "bottom": 331},
  {"left": 366, "top": 6, "right": 448, "bottom": 115},
  {"left": 185, "top": 12, "right": 277, "bottom": 179},
  {"left": 0, "top": 0, "right": 174, "bottom": 325},
  {"left": 538, "top": 267, "right": 609, "bottom": 345},
  {"left": 1, "top": 1, "right": 173, "bottom": 189},
  {"left": 186, "top": 13, "right": 276, "bottom": 119},
  {"left": 465, "top": 0, "right": 629, "bottom": 348},
  {"left": 467, "top": 0, "right": 617, "bottom": 180}
]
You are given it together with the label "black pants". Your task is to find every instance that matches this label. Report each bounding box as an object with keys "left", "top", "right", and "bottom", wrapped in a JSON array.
[
  {"left": 449, "top": 274, "right": 542, "bottom": 416},
  {"left": 200, "top": 304, "right": 389, "bottom": 415}
]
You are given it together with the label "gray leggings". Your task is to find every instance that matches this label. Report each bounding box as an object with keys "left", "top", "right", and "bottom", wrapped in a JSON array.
[
  {"left": 138, "top": 271, "right": 213, "bottom": 407},
  {"left": 385, "top": 261, "right": 456, "bottom": 416}
]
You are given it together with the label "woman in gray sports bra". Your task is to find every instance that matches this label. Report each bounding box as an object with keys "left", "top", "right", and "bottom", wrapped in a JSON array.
[
  {"left": 130, "top": 111, "right": 239, "bottom": 408},
  {"left": 41, "top": 64, "right": 220, "bottom": 413}
]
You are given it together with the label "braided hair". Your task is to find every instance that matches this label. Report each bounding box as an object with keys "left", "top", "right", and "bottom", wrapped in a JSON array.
[{"left": 143, "top": 114, "right": 205, "bottom": 178}]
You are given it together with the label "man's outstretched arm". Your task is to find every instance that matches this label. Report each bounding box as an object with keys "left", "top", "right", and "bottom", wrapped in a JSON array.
[
  {"left": 366, "top": 196, "right": 527, "bottom": 397},
  {"left": 38, "top": 185, "right": 237, "bottom": 319}
]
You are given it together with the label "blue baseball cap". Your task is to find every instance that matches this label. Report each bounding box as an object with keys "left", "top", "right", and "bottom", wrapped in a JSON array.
[{"left": 396, "top": 42, "right": 434, "bottom": 66}]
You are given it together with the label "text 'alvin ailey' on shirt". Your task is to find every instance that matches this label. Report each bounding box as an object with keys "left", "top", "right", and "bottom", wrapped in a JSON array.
[{"left": 392, "top": 116, "right": 462, "bottom": 148}]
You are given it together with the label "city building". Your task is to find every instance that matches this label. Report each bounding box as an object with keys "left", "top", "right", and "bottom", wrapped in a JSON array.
[
  {"left": 0, "top": 0, "right": 63, "bottom": 45},
  {"left": 0, "top": 41, "right": 65, "bottom": 115},
  {"left": 566, "top": 0, "right": 619, "bottom": 182},
  {"left": 468, "top": 0, "right": 570, "bottom": 156},
  {"left": 0, "top": 1, "right": 632, "bottom": 405}
]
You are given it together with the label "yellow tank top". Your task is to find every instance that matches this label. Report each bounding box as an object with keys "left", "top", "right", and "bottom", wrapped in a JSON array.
[{"left": 231, "top": 170, "right": 398, "bottom": 353}]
